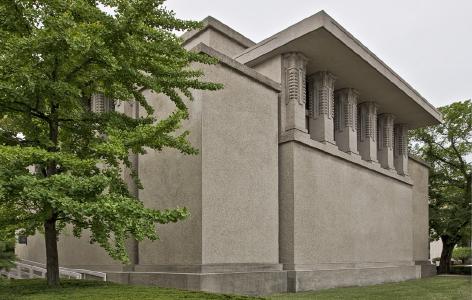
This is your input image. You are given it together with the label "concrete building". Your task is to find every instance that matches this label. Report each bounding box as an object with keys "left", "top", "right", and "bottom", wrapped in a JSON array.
[
  {"left": 430, "top": 240, "right": 443, "bottom": 264},
  {"left": 16, "top": 11, "right": 440, "bottom": 295}
]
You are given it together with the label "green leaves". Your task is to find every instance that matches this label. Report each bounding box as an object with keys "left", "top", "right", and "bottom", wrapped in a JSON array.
[
  {"left": 0, "top": 238, "right": 15, "bottom": 270},
  {"left": 452, "top": 247, "right": 472, "bottom": 262},
  {"left": 410, "top": 100, "right": 472, "bottom": 245},
  {"left": 0, "top": 0, "right": 220, "bottom": 265}
]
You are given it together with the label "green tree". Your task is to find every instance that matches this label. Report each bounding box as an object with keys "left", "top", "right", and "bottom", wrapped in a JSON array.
[
  {"left": 452, "top": 247, "right": 472, "bottom": 264},
  {"left": 410, "top": 100, "right": 472, "bottom": 274},
  {"left": 0, "top": 0, "right": 221, "bottom": 286},
  {"left": 0, "top": 238, "right": 15, "bottom": 271}
]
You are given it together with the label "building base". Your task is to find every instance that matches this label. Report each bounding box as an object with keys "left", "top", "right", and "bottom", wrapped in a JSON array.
[
  {"left": 106, "top": 270, "right": 287, "bottom": 296},
  {"left": 415, "top": 260, "right": 437, "bottom": 278},
  {"left": 287, "top": 265, "right": 418, "bottom": 292},
  {"left": 105, "top": 264, "right": 422, "bottom": 295}
]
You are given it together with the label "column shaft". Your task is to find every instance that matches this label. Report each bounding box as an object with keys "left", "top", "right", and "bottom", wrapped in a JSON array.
[
  {"left": 394, "top": 124, "right": 409, "bottom": 175},
  {"left": 307, "top": 71, "right": 336, "bottom": 144},
  {"left": 91, "top": 93, "right": 114, "bottom": 113},
  {"left": 281, "top": 53, "right": 308, "bottom": 133},
  {"left": 377, "top": 114, "right": 395, "bottom": 170},
  {"left": 334, "top": 88, "right": 359, "bottom": 154},
  {"left": 357, "top": 102, "right": 378, "bottom": 163}
]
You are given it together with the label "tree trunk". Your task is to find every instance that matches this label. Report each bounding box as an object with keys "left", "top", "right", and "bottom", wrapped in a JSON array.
[
  {"left": 438, "top": 236, "right": 456, "bottom": 274},
  {"left": 44, "top": 102, "right": 60, "bottom": 286},
  {"left": 44, "top": 217, "right": 60, "bottom": 286}
]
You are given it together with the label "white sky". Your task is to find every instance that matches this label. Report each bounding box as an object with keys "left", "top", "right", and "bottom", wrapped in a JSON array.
[{"left": 165, "top": 0, "right": 472, "bottom": 108}]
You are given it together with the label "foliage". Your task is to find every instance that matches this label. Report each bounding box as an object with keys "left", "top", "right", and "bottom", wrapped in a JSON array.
[
  {"left": 0, "top": 238, "right": 15, "bottom": 270},
  {"left": 450, "top": 265, "right": 472, "bottom": 275},
  {"left": 410, "top": 100, "right": 472, "bottom": 273},
  {"left": 0, "top": 0, "right": 222, "bottom": 284},
  {"left": 452, "top": 247, "right": 472, "bottom": 262}
]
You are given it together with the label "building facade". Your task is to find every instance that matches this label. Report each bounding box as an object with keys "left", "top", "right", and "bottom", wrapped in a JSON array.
[{"left": 16, "top": 11, "right": 440, "bottom": 295}]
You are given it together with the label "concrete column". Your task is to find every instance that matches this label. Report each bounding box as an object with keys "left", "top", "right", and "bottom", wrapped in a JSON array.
[
  {"left": 357, "top": 102, "right": 378, "bottom": 163},
  {"left": 334, "top": 88, "right": 359, "bottom": 155},
  {"left": 394, "top": 124, "right": 409, "bottom": 175},
  {"left": 282, "top": 52, "right": 308, "bottom": 133},
  {"left": 307, "top": 71, "right": 336, "bottom": 145},
  {"left": 91, "top": 93, "right": 114, "bottom": 113},
  {"left": 377, "top": 114, "right": 395, "bottom": 170}
]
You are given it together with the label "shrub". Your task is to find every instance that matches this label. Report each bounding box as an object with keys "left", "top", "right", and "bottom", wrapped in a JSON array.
[
  {"left": 0, "top": 239, "right": 15, "bottom": 270},
  {"left": 452, "top": 247, "right": 472, "bottom": 263},
  {"left": 450, "top": 265, "right": 472, "bottom": 275}
]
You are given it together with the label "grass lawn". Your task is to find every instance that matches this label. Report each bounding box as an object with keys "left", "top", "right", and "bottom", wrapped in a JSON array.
[
  {"left": 270, "top": 276, "right": 471, "bottom": 299},
  {"left": 0, "top": 276, "right": 470, "bottom": 299},
  {"left": 0, "top": 279, "right": 257, "bottom": 300}
]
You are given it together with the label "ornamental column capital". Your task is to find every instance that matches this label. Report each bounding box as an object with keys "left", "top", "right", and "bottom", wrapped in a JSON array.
[
  {"left": 357, "top": 101, "right": 379, "bottom": 163},
  {"left": 377, "top": 113, "right": 396, "bottom": 170},
  {"left": 394, "top": 123, "right": 409, "bottom": 176},
  {"left": 307, "top": 71, "right": 337, "bottom": 145},
  {"left": 282, "top": 52, "right": 308, "bottom": 67},
  {"left": 334, "top": 88, "right": 359, "bottom": 155},
  {"left": 281, "top": 52, "right": 308, "bottom": 133}
]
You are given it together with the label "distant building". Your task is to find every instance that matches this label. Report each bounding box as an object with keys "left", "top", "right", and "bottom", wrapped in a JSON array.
[
  {"left": 430, "top": 240, "right": 443, "bottom": 263},
  {"left": 17, "top": 11, "right": 440, "bottom": 295}
]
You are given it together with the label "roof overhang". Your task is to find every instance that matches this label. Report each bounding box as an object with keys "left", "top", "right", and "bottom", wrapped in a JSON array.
[
  {"left": 235, "top": 11, "right": 442, "bottom": 128},
  {"left": 182, "top": 16, "right": 256, "bottom": 49}
]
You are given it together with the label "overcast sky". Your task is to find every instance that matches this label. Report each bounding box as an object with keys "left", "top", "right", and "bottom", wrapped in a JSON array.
[{"left": 165, "top": 0, "right": 471, "bottom": 108}]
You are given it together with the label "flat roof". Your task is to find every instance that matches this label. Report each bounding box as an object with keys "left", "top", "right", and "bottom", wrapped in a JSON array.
[
  {"left": 191, "top": 43, "right": 281, "bottom": 92},
  {"left": 182, "top": 16, "right": 256, "bottom": 49},
  {"left": 234, "top": 11, "right": 442, "bottom": 127}
]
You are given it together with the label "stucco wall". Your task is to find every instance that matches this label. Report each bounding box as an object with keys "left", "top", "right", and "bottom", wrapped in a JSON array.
[
  {"left": 409, "top": 158, "right": 430, "bottom": 262},
  {"left": 15, "top": 85, "right": 203, "bottom": 270},
  {"left": 280, "top": 140, "right": 414, "bottom": 268},
  {"left": 16, "top": 55, "right": 280, "bottom": 270},
  {"left": 15, "top": 227, "right": 121, "bottom": 271},
  {"left": 253, "top": 56, "right": 282, "bottom": 83},
  {"left": 139, "top": 61, "right": 279, "bottom": 267},
  {"left": 279, "top": 142, "right": 295, "bottom": 265},
  {"left": 15, "top": 234, "right": 45, "bottom": 264},
  {"left": 184, "top": 28, "right": 247, "bottom": 57},
  {"left": 138, "top": 88, "right": 203, "bottom": 266},
  {"left": 198, "top": 63, "right": 280, "bottom": 264}
]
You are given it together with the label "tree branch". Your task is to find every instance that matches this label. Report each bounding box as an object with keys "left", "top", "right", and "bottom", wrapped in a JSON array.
[
  {"left": 427, "top": 147, "right": 461, "bottom": 169},
  {"left": 64, "top": 57, "right": 95, "bottom": 82},
  {"left": 4, "top": 103, "right": 50, "bottom": 122},
  {"left": 450, "top": 137, "right": 469, "bottom": 179}
]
